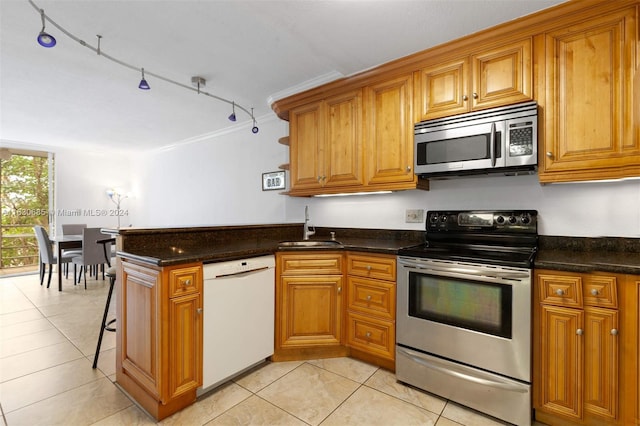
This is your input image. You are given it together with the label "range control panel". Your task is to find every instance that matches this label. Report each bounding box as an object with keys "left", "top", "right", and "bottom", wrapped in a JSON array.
[{"left": 426, "top": 210, "right": 537, "bottom": 233}]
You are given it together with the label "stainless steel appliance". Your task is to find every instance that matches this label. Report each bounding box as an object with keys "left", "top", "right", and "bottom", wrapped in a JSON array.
[
  {"left": 396, "top": 210, "right": 538, "bottom": 426},
  {"left": 414, "top": 102, "right": 538, "bottom": 178}
]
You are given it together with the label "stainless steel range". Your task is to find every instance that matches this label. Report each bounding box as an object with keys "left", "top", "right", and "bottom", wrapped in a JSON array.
[{"left": 396, "top": 210, "right": 538, "bottom": 426}]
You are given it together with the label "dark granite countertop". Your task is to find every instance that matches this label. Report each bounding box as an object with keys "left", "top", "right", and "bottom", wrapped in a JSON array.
[
  {"left": 116, "top": 225, "right": 424, "bottom": 266},
  {"left": 536, "top": 236, "right": 640, "bottom": 275}
]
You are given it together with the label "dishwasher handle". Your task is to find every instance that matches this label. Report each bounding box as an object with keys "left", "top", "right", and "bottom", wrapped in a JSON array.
[{"left": 212, "top": 266, "right": 273, "bottom": 279}]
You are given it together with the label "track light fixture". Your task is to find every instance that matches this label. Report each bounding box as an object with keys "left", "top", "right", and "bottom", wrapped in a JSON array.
[
  {"left": 228, "top": 102, "right": 236, "bottom": 122},
  {"left": 29, "top": 0, "right": 258, "bottom": 134},
  {"left": 138, "top": 68, "right": 150, "bottom": 90},
  {"left": 37, "top": 8, "right": 56, "bottom": 47}
]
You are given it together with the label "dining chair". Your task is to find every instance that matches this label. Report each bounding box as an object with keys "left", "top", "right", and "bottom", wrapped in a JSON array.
[
  {"left": 33, "top": 225, "right": 75, "bottom": 288},
  {"left": 71, "top": 227, "right": 109, "bottom": 289},
  {"left": 93, "top": 236, "right": 116, "bottom": 369},
  {"left": 61, "top": 223, "right": 86, "bottom": 277}
]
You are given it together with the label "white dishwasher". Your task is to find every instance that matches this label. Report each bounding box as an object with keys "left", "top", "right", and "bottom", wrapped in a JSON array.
[{"left": 198, "top": 255, "right": 275, "bottom": 396}]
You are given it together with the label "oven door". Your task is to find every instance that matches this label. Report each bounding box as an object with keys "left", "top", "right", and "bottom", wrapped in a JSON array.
[
  {"left": 396, "top": 256, "right": 532, "bottom": 382},
  {"left": 414, "top": 120, "right": 506, "bottom": 174}
]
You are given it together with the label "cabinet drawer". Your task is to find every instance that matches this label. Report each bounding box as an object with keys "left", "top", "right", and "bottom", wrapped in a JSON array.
[
  {"left": 347, "top": 253, "right": 396, "bottom": 281},
  {"left": 168, "top": 266, "right": 201, "bottom": 298},
  {"left": 346, "top": 312, "right": 395, "bottom": 361},
  {"left": 278, "top": 253, "right": 343, "bottom": 275},
  {"left": 347, "top": 276, "right": 395, "bottom": 320},
  {"left": 538, "top": 273, "right": 582, "bottom": 307},
  {"left": 584, "top": 275, "right": 617, "bottom": 308}
]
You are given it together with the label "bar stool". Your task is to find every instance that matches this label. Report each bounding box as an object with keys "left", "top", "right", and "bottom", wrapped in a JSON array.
[{"left": 93, "top": 237, "right": 116, "bottom": 369}]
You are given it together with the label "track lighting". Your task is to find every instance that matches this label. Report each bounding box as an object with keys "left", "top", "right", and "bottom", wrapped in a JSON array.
[
  {"left": 228, "top": 102, "right": 236, "bottom": 122},
  {"left": 37, "top": 9, "right": 56, "bottom": 48},
  {"left": 28, "top": 0, "right": 259, "bottom": 134},
  {"left": 138, "top": 68, "right": 150, "bottom": 90}
]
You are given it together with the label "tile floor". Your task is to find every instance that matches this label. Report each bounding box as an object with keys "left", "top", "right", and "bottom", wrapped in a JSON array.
[{"left": 0, "top": 270, "right": 542, "bottom": 426}]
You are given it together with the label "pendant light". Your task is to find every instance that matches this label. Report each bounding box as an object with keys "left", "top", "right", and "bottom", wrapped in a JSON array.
[
  {"left": 138, "top": 68, "right": 150, "bottom": 90},
  {"left": 37, "top": 9, "right": 56, "bottom": 47},
  {"left": 228, "top": 102, "right": 237, "bottom": 122}
]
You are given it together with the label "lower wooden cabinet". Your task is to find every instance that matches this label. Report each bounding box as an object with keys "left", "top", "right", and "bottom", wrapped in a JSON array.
[
  {"left": 116, "top": 258, "right": 203, "bottom": 420},
  {"left": 345, "top": 253, "right": 396, "bottom": 370},
  {"left": 273, "top": 252, "right": 348, "bottom": 360},
  {"left": 533, "top": 269, "right": 640, "bottom": 426}
]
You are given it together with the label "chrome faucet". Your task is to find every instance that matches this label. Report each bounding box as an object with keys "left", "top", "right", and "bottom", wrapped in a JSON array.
[{"left": 303, "top": 205, "right": 315, "bottom": 240}]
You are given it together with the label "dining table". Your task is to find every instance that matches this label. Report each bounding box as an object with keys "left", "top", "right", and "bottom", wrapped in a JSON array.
[{"left": 52, "top": 234, "right": 82, "bottom": 291}]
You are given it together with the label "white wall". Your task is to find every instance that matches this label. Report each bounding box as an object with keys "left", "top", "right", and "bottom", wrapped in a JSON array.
[
  {"left": 287, "top": 175, "right": 640, "bottom": 237},
  {"left": 132, "top": 116, "right": 290, "bottom": 227}
]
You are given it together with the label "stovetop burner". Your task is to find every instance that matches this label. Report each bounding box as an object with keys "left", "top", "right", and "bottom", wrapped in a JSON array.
[{"left": 398, "top": 210, "right": 538, "bottom": 268}]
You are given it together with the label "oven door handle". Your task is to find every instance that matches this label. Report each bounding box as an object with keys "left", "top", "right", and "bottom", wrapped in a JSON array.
[
  {"left": 397, "top": 347, "right": 528, "bottom": 393},
  {"left": 398, "top": 259, "right": 529, "bottom": 281}
]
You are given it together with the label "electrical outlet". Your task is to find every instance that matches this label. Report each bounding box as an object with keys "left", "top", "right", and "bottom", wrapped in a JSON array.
[{"left": 405, "top": 209, "right": 424, "bottom": 223}]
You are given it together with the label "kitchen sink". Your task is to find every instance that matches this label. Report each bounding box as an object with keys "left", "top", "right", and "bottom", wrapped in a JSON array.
[{"left": 278, "top": 240, "right": 343, "bottom": 249}]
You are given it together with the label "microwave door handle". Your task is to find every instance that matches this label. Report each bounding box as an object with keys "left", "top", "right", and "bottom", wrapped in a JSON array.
[{"left": 490, "top": 122, "right": 496, "bottom": 167}]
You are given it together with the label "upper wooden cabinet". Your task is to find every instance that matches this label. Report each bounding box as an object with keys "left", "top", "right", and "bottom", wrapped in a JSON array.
[
  {"left": 537, "top": 6, "right": 640, "bottom": 183},
  {"left": 415, "top": 38, "right": 533, "bottom": 121},
  {"left": 363, "top": 74, "right": 417, "bottom": 188},
  {"left": 289, "top": 90, "right": 364, "bottom": 194}
]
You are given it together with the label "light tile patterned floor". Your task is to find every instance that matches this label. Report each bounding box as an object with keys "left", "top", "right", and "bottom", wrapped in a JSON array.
[{"left": 0, "top": 271, "right": 542, "bottom": 426}]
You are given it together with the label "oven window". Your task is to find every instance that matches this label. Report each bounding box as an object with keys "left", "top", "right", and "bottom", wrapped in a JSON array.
[{"left": 408, "top": 272, "right": 512, "bottom": 338}]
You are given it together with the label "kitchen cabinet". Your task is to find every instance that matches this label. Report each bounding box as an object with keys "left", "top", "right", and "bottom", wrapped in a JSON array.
[
  {"left": 415, "top": 38, "right": 532, "bottom": 121},
  {"left": 273, "top": 252, "right": 348, "bottom": 360},
  {"left": 116, "top": 259, "right": 203, "bottom": 420},
  {"left": 363, "top": 74, "right": 417, "bottom": 189},
  {"left": 345, "top": 252, "right": 396, "bottom": 371},
  {"left": 534, "top": 269, "right": 620, "bottom": 425},
  {"left": 536, "top": 6, "right": 640, "bottom": 183},
  {"left": 289, "top": 90, "right": 364, "bottom": 195},
  {"left": 621, "top": 275, "right": 640, "bottom": 426}
]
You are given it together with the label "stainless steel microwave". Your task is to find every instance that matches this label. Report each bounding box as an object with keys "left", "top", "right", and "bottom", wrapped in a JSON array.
[{"left": 414, "top": 101, "right": 538, "bottom": 178}]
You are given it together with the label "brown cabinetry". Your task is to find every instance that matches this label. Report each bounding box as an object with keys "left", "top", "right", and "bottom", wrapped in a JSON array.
[
  {"left": 345, "top": 253, "right": 396, "bottom": 370},
  {"left": 273, "top": 252, "right": 348, "bottom": 360},
  {"left": 116, "top": 259, "right": 203, "bottom": 420},
  {"left": 536, "top": 6, "right": 640, "bottom": 183},
  {"left": 415, "top": 38, "right": 532, "bottom": 121},
  {"left": 621, "top": 275, "right": 640, "bottom": 426},
  {"left": 534, "top": 269, "right": 620, "bottom": 425},
  {"left": 289, "top": 90, "right": 364, "bottom": 194}
]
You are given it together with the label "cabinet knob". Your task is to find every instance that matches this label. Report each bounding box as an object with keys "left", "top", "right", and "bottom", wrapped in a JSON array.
[
  {"left": 184, "top": 279, "right": 191, "bottom": 286},
  {"left": 196, "top": 308, "right": 203, "bottom": 315},
  {"left": 406, "top": 166, "right": 412, "bottom": 172},
  {"left": 546, "top": 151, "right": 554, "bottom": 158},
  {"left": 555, "top": 288, "right": 565, "bottom": 296},
  {"left": 611, "top": 329, "right": 618, "bottom": 336},
  {"left": 366, "top": 265, "right": 372, "bottom": 271},
  {"left": 337, "top": 286, "right": 342, "bottom": 294},
  {"left": 366, "top": 295, "right": 372, "bottom": 301},
  {"left": 576, "top": 328, "right": 583, "bottom": 336},
  {"left": 462, "top": 95, "right": 468, "bottom": 101},
  {"left": 591, "top": 289, "right": 599, "bottom": 296},
  {"left": 365, "top": 332, "right": 372, "bottom": 338},
  {"left": 472, "top": 92, "right": 478, "bottom": 99}
]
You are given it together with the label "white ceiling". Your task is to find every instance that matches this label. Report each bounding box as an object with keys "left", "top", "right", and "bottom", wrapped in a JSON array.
[{"left": 0, "top": 0, "right": 566, "bottom": 153}]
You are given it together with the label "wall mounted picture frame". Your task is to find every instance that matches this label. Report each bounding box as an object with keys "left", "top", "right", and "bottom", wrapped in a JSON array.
[{"left": 262, "top": 171, "right": 286, "bottom": 191}]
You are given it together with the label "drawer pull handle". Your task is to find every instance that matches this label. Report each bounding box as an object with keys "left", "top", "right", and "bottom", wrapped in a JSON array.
[
  {"left": 184, "top": 279, "right": 191, "bottom": 286},
  {"left": 366, "top": 295, "right": 372, "bottom": 301},
  {"left": 337, "top": 286, "right": 342, "bottom": 294},
  {"left": 555, "top": 289, "right": 565, "bottom": 296},
  {"left": 611, "top": 329, "right": 618, "bottom": 336},
  {"left": 576, "top": 328, "right": 583, "bottom": 336},
  {"left": 196, "top": 308, "right": 203, "bottom": 315},
  {"left": 366, "top": 265, "right": 372, "bottom": 271},
  {"left": 365, "top": 332, "right": 372, "bottom": 338},
  {"left": 590, "top": 289, "right": 599, "bottom": 296}
]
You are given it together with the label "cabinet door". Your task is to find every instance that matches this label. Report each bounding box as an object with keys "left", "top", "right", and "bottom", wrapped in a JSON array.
[
  {"left": 621, "top": 276, "right": 640, "bottom": 425},
  {"left": 539, "top": 304, "right": 583, "bottom": 420},
  {"left": 364, "top": 74, "right": 416, "bottom": 186},
  {"left": 539, "top": 8, "right": 640, "bottom": 182},
  {"left": 584, "top": 306, "right": 618, "bottom": 420},
  {"left": 289, "top": 101, "right": 324, "bottom": 191},
  {"left": 324, "top": 90, "right": 364, "bottom": 189},
  {"left": 166, "top": 293, "right": 202, "bottom": 402},
  {"left": 120, "top": 261, "right": 162, "bottom": 400},
  {"left": 279, "top": 275, "right": 343, "bottom": 348},
  {"left": 416, "top": 57, "right": 468, "bottom": 120},
  {"left": 471, "top": 38, "right": 532, "bottom": 110}
]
